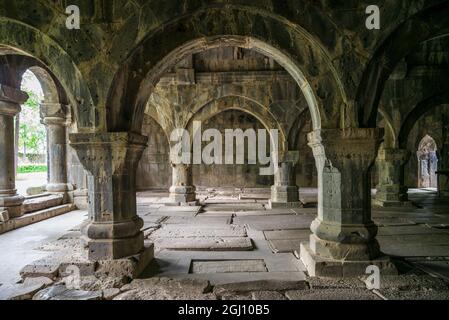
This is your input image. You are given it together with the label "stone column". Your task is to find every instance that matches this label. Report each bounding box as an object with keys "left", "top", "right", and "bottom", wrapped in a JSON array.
[
  {"left": 269, "top": 151, "right": 301, "bottom": 208},
  {"left": 437, "top": 132, "right": 449, "bottom": 198},
  {"left": 69, "top": 132, "right": 152, "bottom": 262},
  {"left": 300, "top": 128, "right": 397, "bottom": 277},
  {"left": 373, "top": 148, "right": 412, "bottom": 207},
  {"left": 169, "top": 163, "right": 197, "bottom": 204},
  {"left": 0, "top": 85, "right": 27, "bottom": 218},
  {"left": 43, "top": 114, "right": 70, "bottom": 196}
]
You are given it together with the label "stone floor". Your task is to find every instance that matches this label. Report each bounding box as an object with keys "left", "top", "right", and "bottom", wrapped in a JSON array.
[
  {"left": 1, "top": 188, "right": 449, "bottom": 300},
  {"left": 16, "top": 172, "right": 47, "bottom": 195}
]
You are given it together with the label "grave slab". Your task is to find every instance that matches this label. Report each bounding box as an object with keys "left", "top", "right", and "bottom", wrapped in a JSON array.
[
  {"left": 154, "top": 237, "right": 253, "bottom": 251},
  {"left": 190, "top": 260, "right": 267, "bottom": 274}
]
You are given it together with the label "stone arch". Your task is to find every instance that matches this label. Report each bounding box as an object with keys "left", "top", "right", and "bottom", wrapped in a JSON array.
[
  {"left": 356, "top": 2, "right": 449, "bottom": 127},
  {"left": 0, "top": 18, "right": 95, "bottom": 131},
  {"left": 185, "top": 95, "right": 288, "bottom": 152},
  {"left": 26, "top": 66, "right": 60, "bottom": 104},
  {"left": 106, "top": 6, "right": 349, "bottom": 133},
  {"left": 398, "top": 92, "right": 449, "bottom": 149}
]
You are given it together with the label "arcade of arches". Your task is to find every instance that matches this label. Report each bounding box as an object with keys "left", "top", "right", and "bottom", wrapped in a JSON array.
[{"left": 1, "top": 1, "right": 449, "bottom": 300}]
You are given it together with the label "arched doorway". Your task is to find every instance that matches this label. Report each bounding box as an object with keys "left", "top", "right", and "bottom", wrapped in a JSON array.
[
  {"left": 417, "top": 135, "right": 438, "bottom": 189},
  {"left": 15, "top": 69, "right": 47, "bottom": 195}
]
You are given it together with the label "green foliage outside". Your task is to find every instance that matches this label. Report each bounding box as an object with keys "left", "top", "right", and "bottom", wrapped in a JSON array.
[
  {"left": 19, "top": 90, "right": 46, "bottom": 158},
  {"left": 17, "top": 165, "right": 47, "bottom": 174},
  {"left": 18, "top": 71, "right": 47, "bottom": 164}
]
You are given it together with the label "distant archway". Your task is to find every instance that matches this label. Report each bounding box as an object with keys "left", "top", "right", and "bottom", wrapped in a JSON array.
[{"left": 417, "top": 135, "right": 438, "bottom": 189}]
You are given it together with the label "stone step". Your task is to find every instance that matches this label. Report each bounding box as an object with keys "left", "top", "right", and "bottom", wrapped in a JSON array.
[
  {"left": 23, "top": 194, "right": 64, "bottom": 214},
  {"left": 0, "top": 204, "right": 75, "bottom": 235}
]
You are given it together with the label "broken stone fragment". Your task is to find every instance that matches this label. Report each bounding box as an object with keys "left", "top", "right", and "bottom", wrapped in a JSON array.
[
  {"left": 114, "top": 278, "right": 215, "bottom": 300},
  {"left": 214, "top": 280, "right": 309, "bottom": 296},
  {"left": 76, "top": 275, "right": 130, "bottom": 291},
  {"left": 0, "top": 282, "right": 46, "bottom": 300},
  {"left": 23, "top": 276, "right": 54, "bottom": 287},
  {"left": 0, "top": 210, "right": 9, "bottom": 222},
  {"left": 33, "top": 285, "right": 102, "bottom": 300},
  {"left": 20, "top": 262, "right": 60, "bottom": 280},
  {"left": 102, "top": 288, "right": 121, "bottom": 300}
]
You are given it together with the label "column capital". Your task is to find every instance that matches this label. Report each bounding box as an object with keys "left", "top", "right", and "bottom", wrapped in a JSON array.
[
  {"left": 308, "top": 128, "right": 383, "bottom": 168},
  {"left": 43, "top": 116, "right": 69, "bottom": 126},
  {"left": 40, "top": 103, "right": 69, "bottom": 121},
  {"left": 0, "top": 84, "right": 28, "bottom": 116},
  {"left": 69, "top": 132, "right": 148, "bottom": 176}
]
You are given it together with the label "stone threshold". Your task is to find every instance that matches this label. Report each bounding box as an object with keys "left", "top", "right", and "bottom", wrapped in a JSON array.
[{"left": 0, "top": 204, "right": 75, "bottom": 235}]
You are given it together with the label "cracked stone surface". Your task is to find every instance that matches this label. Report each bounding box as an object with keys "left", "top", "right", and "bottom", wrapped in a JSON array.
[{"left": 114, "top": 278, "right": 216, "bottom": 300}]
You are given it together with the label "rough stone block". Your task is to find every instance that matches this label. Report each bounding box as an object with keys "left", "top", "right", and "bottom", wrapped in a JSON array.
[
  {"left": 95, "top": 244, "right": 154, "bottom": 279},
  {"left": 114, "top": 278, "right": 215, "bottom": 300},
  {"left": 285, "top": 289, "right": 380, "bottom": 300},
  {"left": 213, "top": 279, "right": 309, "bottom": 295}
]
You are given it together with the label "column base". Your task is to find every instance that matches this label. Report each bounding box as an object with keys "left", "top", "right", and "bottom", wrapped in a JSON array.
[
  {"left": 46, "top": 183, "right": 70, "bottom": 193},
  {"left": 0, "top": 194, "right": 24, "bottom": 218},
  {"left": 94, "top": 243, "right": 154, "bottom": 279},
  {"left": 299, "top": 242, "right": 398, "bottom": 278},
  {"left": 270, "top": 186, "right": 299, "bottom": 203},
  {"left": 86, "top": 232, "right": 145, "bottom": 261},
  {"left": 168, "top": 186, "right": 197, "bottom": 205},
  {"left": 268, "top": 200, "right": 303, "bottom": 209}
]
